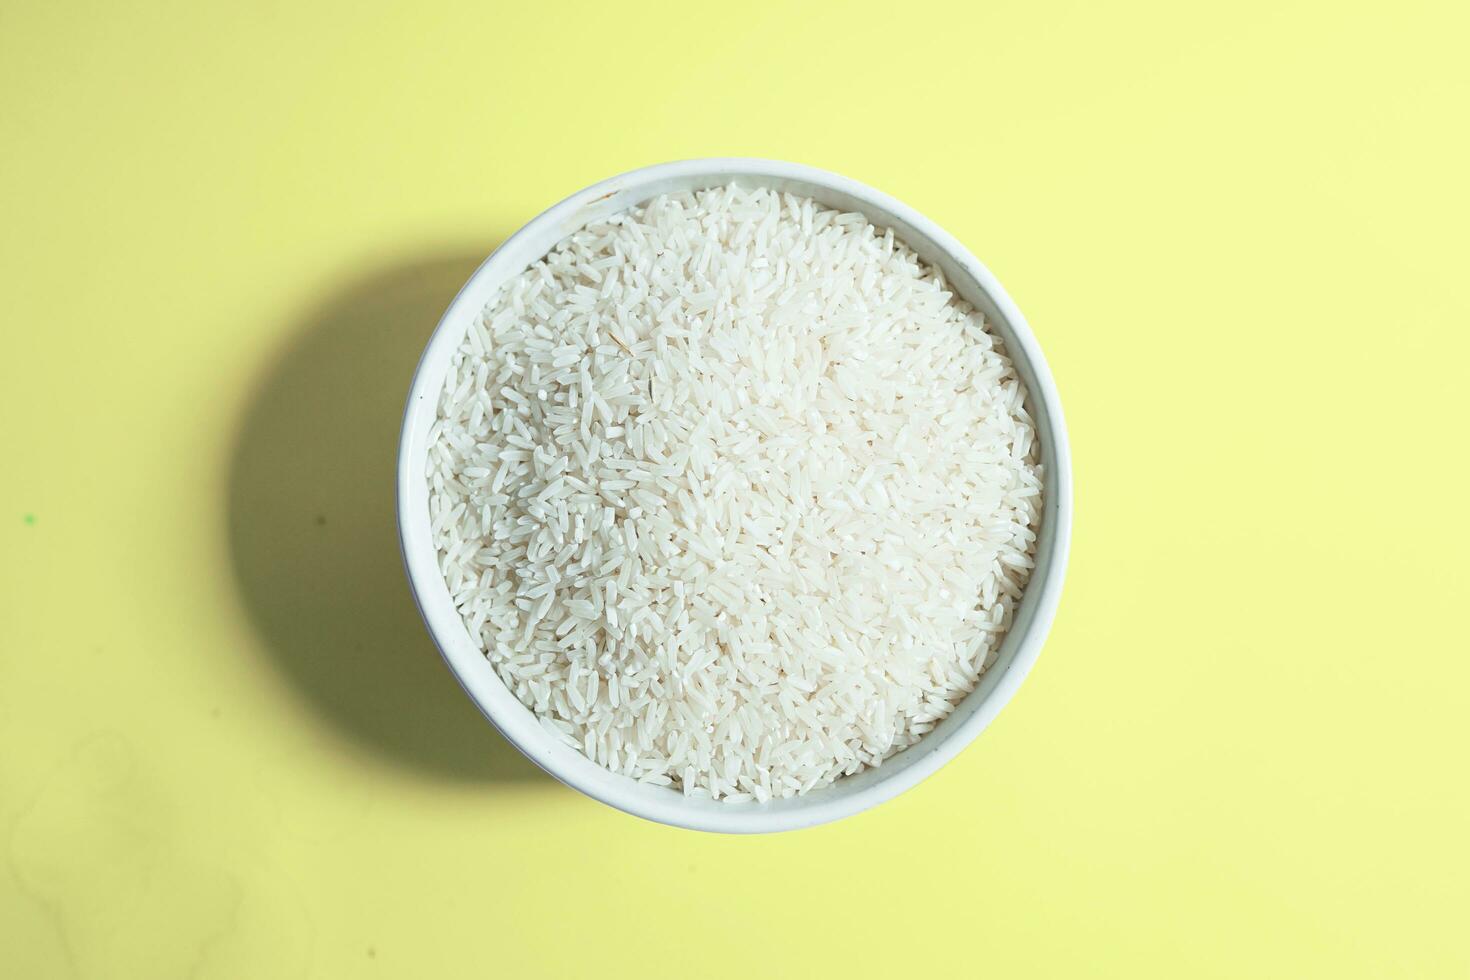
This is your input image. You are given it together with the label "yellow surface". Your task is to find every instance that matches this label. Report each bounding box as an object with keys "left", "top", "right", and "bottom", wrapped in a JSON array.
[{"left": 2, "top": 1, "right": 1467, "bottom": 976}]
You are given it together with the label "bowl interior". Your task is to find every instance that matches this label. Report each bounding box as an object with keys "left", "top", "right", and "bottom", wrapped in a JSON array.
[{"left": 398, "top": 160, "right": 1070, "bottom": 832}]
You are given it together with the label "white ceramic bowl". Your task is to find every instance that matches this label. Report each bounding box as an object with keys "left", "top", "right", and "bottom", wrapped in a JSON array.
[{"left": 398, "top": 159, "right": 1072, "bottom": 832}]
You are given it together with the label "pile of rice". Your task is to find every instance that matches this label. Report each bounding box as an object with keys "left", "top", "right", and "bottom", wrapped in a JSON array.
[{"left": 427, "top": 184, "right": 1041, "bottom": 801}]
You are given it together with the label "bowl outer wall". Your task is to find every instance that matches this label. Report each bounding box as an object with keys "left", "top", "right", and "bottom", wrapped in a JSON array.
[{"left": 397, "top": 158, "right": 1073, "bottom": 833}]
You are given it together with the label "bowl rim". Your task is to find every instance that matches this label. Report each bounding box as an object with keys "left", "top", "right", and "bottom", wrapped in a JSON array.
[{"left": 397, "top": 157, "right": 1072, "bottom": 832}]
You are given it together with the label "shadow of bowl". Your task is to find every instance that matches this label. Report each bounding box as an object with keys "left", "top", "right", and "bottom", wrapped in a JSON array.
[{"left": 227, "top": 249, "right": 549, "bottom": 784}]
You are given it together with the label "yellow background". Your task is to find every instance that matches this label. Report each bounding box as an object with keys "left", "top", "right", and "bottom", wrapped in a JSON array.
[{"left": 3, "top": 1, "right": 1467, "bottom": 976}]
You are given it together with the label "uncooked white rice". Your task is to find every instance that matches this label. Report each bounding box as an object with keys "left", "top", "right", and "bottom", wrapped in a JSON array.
[{"left": 428, "top": 184, "right": 1041, "bottom": 801}]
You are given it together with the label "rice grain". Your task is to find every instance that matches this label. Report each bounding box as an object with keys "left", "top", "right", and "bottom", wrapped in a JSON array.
[{"left": 429, "top": 184, "right": 1041, "bottom": 800}]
